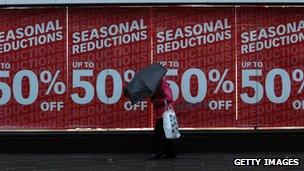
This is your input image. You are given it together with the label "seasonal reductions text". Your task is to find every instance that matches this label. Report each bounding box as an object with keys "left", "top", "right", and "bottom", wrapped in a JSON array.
[
  {"left": 0, "top": 19, "right": 63, "bottom": 54},
  {"left": 241, "top": 20, "right": 304, "bottom": 54},
  {"left": 72, "top": 19, "right": 148, "bottom": 54},
  {"left": 156, "top": 18, "right": 232, "bottom": 54}
]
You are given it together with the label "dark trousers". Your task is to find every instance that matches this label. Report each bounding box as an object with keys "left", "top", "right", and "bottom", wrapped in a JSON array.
[{"left": 153, "top": 118, "right": 177, "bottom": 157}]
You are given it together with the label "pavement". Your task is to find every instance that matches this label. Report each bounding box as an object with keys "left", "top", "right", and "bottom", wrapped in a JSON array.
[{"left": 0, "top": 153, "right": 304, "bottom": 171}]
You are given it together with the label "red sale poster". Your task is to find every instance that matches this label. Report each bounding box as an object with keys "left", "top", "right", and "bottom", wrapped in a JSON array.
[
  {"left": 0, "top": 6, "right": 304, "bottom": 130},
  {"left": 67, "top": 7, "right": 152, "bottom": 128},
  {"left": 0, "top": 8, "right": 67, "bottom": 129},
  {"left": 236, "top": 7, "right": 304, "bottom": 127},
  {"left": 153, "top": 7, "right": 236, "bottom": 127}
]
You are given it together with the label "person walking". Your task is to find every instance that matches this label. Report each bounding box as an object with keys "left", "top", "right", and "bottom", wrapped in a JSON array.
[
  {"left": 123, "top": 63, "right": 178, "bottom": 159},
  {"left": 150, "top": 77, "right": 177, "bottom": 159}
]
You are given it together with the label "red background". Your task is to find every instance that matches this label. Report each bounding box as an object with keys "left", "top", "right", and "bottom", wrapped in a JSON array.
[
  {"left": 0, "top": 8, "right": 66, "bottom": 129},
  {"left": 0, "top": 6, "right": 303, "bottom": 129},
  {"left": 236, "top": 7, "right": 304, "bottom": 127}
]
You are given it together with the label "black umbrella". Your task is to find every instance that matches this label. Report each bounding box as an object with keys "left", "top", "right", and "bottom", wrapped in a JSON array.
[{"left": 125, "top": 63, "right": 167, "bottom": 105}]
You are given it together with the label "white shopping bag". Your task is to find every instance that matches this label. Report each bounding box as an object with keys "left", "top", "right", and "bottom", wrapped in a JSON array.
[{"left": 162, "top": 101, "right": 181, "bottom": 139}]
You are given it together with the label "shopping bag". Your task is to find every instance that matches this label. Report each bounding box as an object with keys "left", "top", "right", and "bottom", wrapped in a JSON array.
[{"left": 162, "top": 101, "right": 181, "bottom": 139}]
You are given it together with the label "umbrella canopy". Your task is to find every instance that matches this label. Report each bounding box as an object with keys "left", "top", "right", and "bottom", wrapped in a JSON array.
[{"left": 125, "top": 63, "right": 167, "bottom": 105}]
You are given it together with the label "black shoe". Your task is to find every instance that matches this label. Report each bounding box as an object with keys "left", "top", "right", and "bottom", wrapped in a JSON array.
[
  {"left": 148, "top": 154, "right": 162, "bottom": 160},
  {"left": 163, "top": 154, "right": 177, "bottom": 159}
]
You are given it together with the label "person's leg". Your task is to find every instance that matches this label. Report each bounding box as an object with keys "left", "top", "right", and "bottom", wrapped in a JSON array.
[
  {"left": 165, "top": 139, "right": 177, "bottom": 158},
  {"left": 160, "top": 118, "right": 179, "bottom": 158},
  {"left": 158, "top": 118, "right": 166, "bottom": 156},
  {"left": 152, "top": 118, "right": 165, "bottom": 157}
]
